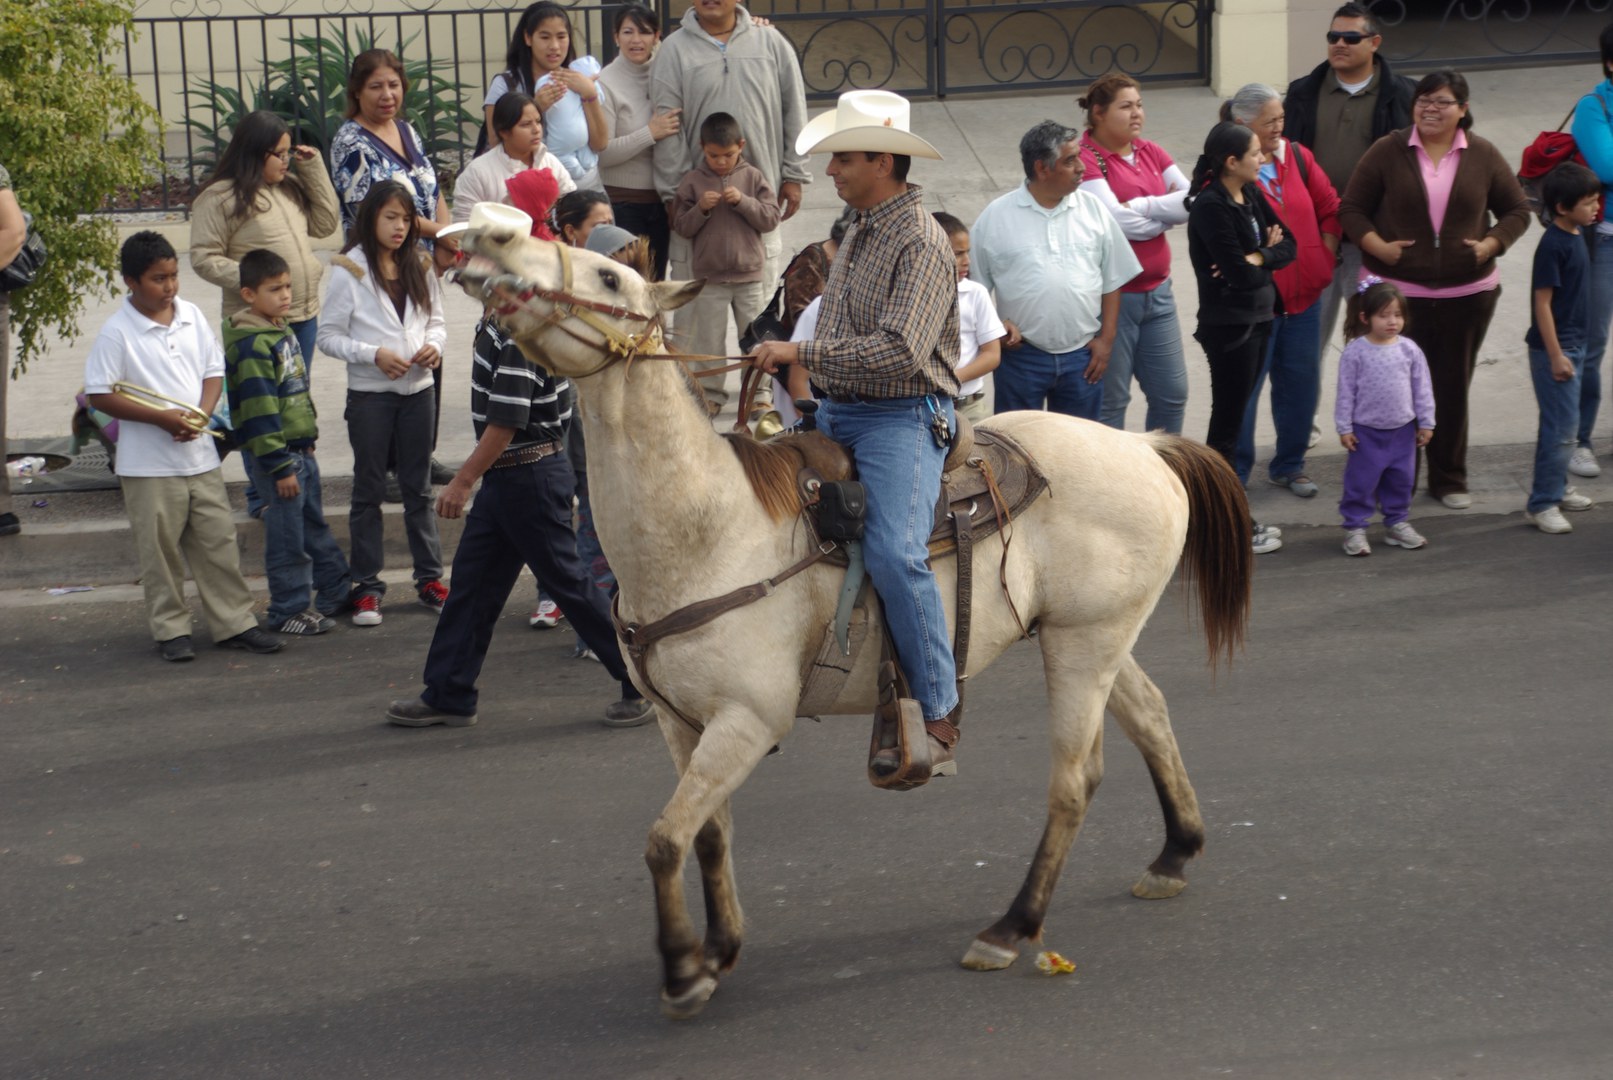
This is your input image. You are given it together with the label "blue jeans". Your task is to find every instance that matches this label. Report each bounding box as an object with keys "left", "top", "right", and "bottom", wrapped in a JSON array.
[
  {"left": 1100, "top": 280, "right": 1188, "bottom": 433},
  {"left": 246, "top": 448, "right": 351, "bottom": 623},
  {"left": 1235, "top": 301, "right": 1323, "bottom": 484},
  {"left": 817, "top": 395, "right": 958, "bottom": 721},
  {"left": 1527, "top": 346, "right": 1584, "bottom": 513},
  {"left": 994, "top": 341, "right": 1103, "bottom": 420},
  {"left": 1580, "top": 232, "right": 1613, "bottom": 448}
]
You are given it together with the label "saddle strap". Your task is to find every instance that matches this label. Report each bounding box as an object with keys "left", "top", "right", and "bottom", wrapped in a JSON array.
[
  {"left": 612, "top": 543, "right": 835, "bottom": 734},
  {"left": 976, "top": 454, "right": 1032, "bottom": 642},
  {"left": 952, "top": 504, "right": 973, "bottom": 712}
]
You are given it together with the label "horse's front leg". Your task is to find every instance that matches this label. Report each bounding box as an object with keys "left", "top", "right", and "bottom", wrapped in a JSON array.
[
  {"left": 695, "top": 800, "right": 743, "bottom": 977},
  {"left": 647, "top": 708, "right": 776, "bottom": 1020}
]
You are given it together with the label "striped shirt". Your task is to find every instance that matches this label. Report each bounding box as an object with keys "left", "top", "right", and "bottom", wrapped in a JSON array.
[
  {"left": 470, "top": 318, "right": 572, "bottom": 448},
  {"left": 795, "top": 184, "right": 961, "bottom": 400}
]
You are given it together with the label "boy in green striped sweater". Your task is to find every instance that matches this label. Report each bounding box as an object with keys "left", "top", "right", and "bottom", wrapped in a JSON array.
[{"left": 224, "top": 249, "right": 351, "bottom": 635}]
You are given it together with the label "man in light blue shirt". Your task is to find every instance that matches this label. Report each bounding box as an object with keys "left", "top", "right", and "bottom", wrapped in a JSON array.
[{"left": 971, "top": 120, "right": 1141, "bottom": 419}]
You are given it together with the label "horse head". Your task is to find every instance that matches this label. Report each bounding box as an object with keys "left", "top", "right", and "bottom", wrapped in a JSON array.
[{"left": 452, "top": 223, "right": 702, "bottom": 378}]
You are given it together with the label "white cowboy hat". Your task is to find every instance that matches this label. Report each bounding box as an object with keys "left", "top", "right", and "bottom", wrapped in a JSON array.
[
  {"left": 795, "top": 90, "right": 942, "bottom": 159},
  {"left": 438, "top": 201, "right": 534, "bottom": 241}
]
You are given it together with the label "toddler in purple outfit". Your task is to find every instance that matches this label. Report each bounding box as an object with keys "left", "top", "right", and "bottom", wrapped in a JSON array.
[{"left": 1334, "top": 278, "right": 1435, "bottom": 556}]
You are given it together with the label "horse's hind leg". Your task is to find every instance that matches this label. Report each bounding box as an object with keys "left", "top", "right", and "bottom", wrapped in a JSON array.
[
  {"left": 647, "top": 710, "right": 775, "bottom": 1019},
  {"left": 1106, "top": 654, "right": 1206, "bottom": 899},
  {"left": 962, "top": 625, "right": 1110, "bottom": 971}
]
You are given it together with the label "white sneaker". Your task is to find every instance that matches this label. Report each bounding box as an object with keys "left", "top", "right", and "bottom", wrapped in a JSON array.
[
  {"left": 1560, "top": 486, "right": 1594, "bottom": 512},
  {"left": 1342, "top": 528, "right": 1371, "bottom": 556},
  {"left": 1568, "top": 447, "right": 1601, "bottom": 478},
  {"left": 1526, "top": 506, "right": 1573, "bottom": 534},
  {"left": 1252, "top": 524, "right": 1282, "bottom": 554},
  {"left": 1439, "top": 492, "right": 1472, "bottom": 509},
  {"left": 1383, "top": 521, "right": 1427, "bottom": 549}
]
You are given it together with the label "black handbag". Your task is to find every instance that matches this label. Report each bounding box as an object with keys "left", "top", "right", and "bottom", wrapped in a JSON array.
[{"left": 0, "top": 212, "right": 47, "bottom": 293}]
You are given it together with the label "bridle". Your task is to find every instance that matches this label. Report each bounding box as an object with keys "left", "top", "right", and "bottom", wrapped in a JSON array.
[{"left": 467, "top": 239, "right": 665, "bottom": 377}]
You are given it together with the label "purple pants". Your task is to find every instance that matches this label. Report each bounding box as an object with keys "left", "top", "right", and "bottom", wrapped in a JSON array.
[{"left": 1339, "top": 421, "right": 1417, "bottom": 530}]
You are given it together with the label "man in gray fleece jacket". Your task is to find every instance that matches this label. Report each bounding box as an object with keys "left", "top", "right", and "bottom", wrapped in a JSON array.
[{"left": 652, "top": 0, "right": 810, "bottom": 393}]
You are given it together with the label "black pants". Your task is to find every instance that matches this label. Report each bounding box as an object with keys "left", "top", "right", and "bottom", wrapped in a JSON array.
[
  {"left": 1404, "top": 289, "right": 1500, "bottom": 498},
  {"left": 420, "top": 454, "right": 633, "bottom": 717},
  {"left": 611, "top": 199, "right": 670, "bottom": 281},
  {"left": 1199, "top": 320, "right": 1273, "bottom": 466}
]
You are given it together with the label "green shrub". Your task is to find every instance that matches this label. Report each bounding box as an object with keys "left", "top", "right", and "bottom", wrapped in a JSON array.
[
  {"left": 0, "top": 0, "right": 160, "bottom": 375},
  {"left": 186, "top": 27, "right": 477, "bottom": 186}
]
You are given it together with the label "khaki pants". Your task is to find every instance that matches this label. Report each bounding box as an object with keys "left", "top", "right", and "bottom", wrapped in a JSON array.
[
  {"left": 121, "top": 470, "right": 258, "bottom": 643},
  {"left": 686, "top": 280, "right": 768, "bottom": 412}
]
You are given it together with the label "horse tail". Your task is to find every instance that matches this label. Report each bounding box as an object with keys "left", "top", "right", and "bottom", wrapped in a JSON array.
[{"left": 1146, "top": 434, "right": 1252, "bottom": 668}]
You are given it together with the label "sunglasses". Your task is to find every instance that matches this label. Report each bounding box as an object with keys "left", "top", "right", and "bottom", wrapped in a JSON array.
[{"left": 1326, "top": 30, "right": 1372, "bottom": 44}]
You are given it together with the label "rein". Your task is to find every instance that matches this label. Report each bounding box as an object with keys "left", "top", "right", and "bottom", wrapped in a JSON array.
[{"left": 475, "top": 240, "right": 755, "bottom": 380}]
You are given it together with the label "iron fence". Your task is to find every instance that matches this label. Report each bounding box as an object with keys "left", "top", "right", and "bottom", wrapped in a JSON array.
[
  {"left": 1370, "top": 0, "right": 1604, "bottom": 71},
  {"left": 110, "top": 0, "right": 1212, "bottom": 215}
]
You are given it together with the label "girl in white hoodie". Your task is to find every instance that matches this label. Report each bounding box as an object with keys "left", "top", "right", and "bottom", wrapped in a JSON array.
[{"left": 317, "top": 180, "right": 448, "bottom": 626}]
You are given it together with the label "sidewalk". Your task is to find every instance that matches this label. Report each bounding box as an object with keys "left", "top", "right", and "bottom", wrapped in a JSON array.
[{"left": 3, "top": 63, "right": 1607, "bottom": 588}]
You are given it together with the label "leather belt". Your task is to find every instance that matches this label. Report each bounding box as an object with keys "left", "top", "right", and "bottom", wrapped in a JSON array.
[
  {"left": 490, "top": 440, "right": 564, "bottom": 469},
  {"left": 955, "top": 391, "right": 985, "bottom": 405}
]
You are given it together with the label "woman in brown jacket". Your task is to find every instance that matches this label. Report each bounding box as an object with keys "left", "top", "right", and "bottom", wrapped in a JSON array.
[{"left": 1339, "top": 70, "right": 1531, "bottom": 508}]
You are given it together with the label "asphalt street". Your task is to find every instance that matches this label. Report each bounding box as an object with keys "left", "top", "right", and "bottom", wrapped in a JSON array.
[{"left": 3, "top": 510, "right": 1611, "bottom": 1079}]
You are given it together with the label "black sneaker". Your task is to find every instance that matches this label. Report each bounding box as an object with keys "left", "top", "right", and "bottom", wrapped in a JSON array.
[
  {"left": 383, "top": 473, "right": 403, "bottom": 503},
  {"left": 430, "top": 458, "right": 457, "bottom": 485},
  {"left": 270, "top": 610, "right": 335, "bottom": 635},
  {"left": 158, "top": 635, "right": 195, "bottom": 662},
  {"left": 217, "top": 626, "right": 285, "bottom": 654},
  {"left": 0, "top": 512, "right": 20, "bottom": 537},
  {"left": 386, "top": 698, "right": 477, "bottom": 728},
  {"left": 603, "top": 696, "right": 656, "bottom": 728}
]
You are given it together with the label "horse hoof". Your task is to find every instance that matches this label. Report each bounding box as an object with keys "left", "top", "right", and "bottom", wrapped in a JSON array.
[
  {"left": 660, "top": 974, "right": 718, "bottom": 1020},
  {"left": 1131, "top": 871, "right": 1188, "bottom": 900},
  {"left": 960, "top": 938, "right": 1019, "bottom": 970}
]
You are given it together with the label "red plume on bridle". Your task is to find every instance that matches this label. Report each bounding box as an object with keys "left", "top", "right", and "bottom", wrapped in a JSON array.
[{"left": 505, "top": 169, "right": 560, "bottom": 242}]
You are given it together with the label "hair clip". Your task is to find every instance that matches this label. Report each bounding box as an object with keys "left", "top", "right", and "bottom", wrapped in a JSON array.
[{"left": 1357, "top": 274, "right": 1384, "bottom": 294}]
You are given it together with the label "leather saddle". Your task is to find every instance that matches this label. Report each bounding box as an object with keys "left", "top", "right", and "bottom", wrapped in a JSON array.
[{"left": 773, "top": 414, "right": 1050, "bottom": 556}]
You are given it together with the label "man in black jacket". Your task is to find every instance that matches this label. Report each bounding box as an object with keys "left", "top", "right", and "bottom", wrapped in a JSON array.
[{"left": 1283, "top": 2, "right": 1416, "bottom": 411}]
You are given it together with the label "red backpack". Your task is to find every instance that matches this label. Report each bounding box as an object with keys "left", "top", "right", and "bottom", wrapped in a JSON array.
[{"left": 1519, "top": 96, "right": 1608, "bottom": 224}]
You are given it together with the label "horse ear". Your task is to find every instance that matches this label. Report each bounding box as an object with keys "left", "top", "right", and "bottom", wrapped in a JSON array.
[{"left": 651, "top": 278, "right": 705, "bottom": 312}]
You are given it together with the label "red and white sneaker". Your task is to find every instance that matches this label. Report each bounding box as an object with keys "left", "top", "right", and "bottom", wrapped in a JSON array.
[
  {"left": 417, "top": 580, "right": 449, "bottom": 613},
  {"left": 351, "top": 594, "right": 383, "bottom": 627},
  {"left": 528, "top": 599, "right": 564, "bottom": 629}
]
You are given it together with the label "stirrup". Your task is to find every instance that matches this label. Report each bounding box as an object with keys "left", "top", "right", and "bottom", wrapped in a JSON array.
[{"left": 867, "top": 660, "right": 936, "bottom": 790}]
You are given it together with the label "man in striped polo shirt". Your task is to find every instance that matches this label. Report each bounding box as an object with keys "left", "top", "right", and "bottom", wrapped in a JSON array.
[{"left": 385, "top": 314, "right": 656, "bottom": 730}]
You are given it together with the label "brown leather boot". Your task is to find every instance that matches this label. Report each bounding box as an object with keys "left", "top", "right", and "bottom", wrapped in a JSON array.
[{"left": 925, "top": 715, "right": 959, "bottom": 777}]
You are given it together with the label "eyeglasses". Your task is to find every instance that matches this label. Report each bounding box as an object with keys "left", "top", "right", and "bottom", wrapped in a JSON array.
[
  {"left": 267, "top": 149, "right": 292, "bottom": 162},
  {"left": 1415, "top": 96, "right": 1462, "bottom": 110},
  {"left": 1325, "top": 30, "right": 1372, "bottom": 44}
]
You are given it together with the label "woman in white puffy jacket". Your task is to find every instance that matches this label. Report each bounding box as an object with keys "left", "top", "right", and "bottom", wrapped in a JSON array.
[{"left": 317, "top": 180, "right": 448, "bottom": 627}]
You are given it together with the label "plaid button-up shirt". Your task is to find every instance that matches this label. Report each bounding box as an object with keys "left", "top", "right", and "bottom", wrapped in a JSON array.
[{"left": 796, "top": 184, "right": 961, "bottom": 400}]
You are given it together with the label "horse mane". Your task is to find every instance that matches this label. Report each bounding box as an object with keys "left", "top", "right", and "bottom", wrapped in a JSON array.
[{"left": 721, "top": 433, "right": 803, "bottom": 523}]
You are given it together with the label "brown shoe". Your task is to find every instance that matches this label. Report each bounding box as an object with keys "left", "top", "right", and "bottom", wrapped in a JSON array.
[{"left": 925, "top": 718, "right": 958, "bottom": 777}]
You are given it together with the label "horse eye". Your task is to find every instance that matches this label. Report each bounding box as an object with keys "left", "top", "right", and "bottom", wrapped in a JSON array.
[{"left": 599, "top": 269, "right": 620, "bottom": 291}]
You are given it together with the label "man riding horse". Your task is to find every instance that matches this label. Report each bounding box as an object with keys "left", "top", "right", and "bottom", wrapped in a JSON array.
[{"left": 754, "top": 91, "right": 963, "bottom": 784}]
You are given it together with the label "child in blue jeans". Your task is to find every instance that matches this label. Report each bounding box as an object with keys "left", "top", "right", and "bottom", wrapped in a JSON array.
[
  {"left": 224, "top": 249, "right": 351, "bottom": 633},
  {"left": 1524, "top": 162, "right": 1601, "bottom": 534}
]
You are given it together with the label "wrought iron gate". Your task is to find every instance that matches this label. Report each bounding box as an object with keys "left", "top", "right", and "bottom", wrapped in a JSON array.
[{"left": 756, "top": 0, "right": 1212, "bottom": 100}]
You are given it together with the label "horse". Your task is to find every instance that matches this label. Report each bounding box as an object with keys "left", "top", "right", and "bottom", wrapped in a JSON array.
[{"left": 451, "top": 225, "right": 1253, "bottom": 1020}]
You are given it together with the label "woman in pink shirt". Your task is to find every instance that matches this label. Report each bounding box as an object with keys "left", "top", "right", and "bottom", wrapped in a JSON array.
[
  {"left": 1339, "top": 70, "right": 1530, "bottom": 508},
  {"left": 1078, "top": 73, "right": 1189, "bottom": 434}
]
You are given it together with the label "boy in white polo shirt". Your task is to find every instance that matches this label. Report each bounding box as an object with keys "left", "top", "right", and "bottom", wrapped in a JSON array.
[
  {"left": 933, "top": 212, "right": 1006, "bottom": 423},
  {"left": 84, "top": 231, "right": 283, "bottom": 662}
]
